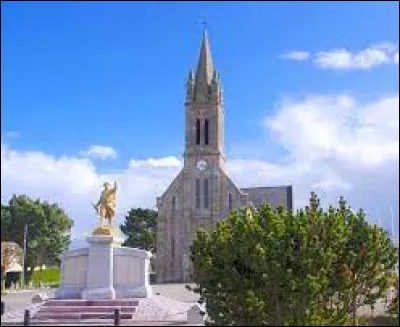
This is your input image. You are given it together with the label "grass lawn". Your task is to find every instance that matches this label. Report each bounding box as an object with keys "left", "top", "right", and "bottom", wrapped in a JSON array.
[{"left": 30, "top": 267, "right": 60, "bottom": 286}]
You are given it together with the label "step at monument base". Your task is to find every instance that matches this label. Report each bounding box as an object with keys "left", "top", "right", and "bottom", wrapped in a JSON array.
[{"left": 32, "top": 299, "right": 139, "bottom": 322}]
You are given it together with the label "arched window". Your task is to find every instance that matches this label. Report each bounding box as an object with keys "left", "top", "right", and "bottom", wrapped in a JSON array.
[
  {"left": 228, "top": 193, "right": 233, "bottom": 211},
  {"left": 196, "top": 119, "right": 201, "bottom": 145},
  {"left": 195, "top": 179, "right": 200, "bottom": 209},
  {"left": 204, "top": 119, "right": 209, "bottom": 145},
  {"left": 204, "top": 178, "right": 209, "bottom": 209},
  {"left": 172, "top": 196, "right": 176, "bottom": 213}
]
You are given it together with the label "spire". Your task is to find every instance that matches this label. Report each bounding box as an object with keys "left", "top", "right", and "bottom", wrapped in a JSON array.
[
  {"left": 195, "top": 28, "right": 214, "bottom": 85},
  {"left": 193, "top": 28, "right": 215, "bottom": 103}
]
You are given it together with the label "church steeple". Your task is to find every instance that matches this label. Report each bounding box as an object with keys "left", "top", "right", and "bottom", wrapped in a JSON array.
[
  {"left": 193, "top": 28, "right": 215, "bottom": 103},
  {"left": 184, "top": 27, "right": 224, "bottom": 160}
]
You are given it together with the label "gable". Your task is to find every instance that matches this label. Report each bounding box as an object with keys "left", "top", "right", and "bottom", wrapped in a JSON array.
[{"left": 158, "top": 170, "right": 184, "bottom": 202}]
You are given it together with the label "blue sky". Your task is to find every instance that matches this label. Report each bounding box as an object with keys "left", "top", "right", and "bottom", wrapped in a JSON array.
[
  {"left": 2, "top": 1, "right": 398, "bottom": 163},
  {"left": 1, "top": 1, "right": 399, "bottom": 242}
]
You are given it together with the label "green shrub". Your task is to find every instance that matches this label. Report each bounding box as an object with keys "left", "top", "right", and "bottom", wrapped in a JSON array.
[{"left": 190, "top": 193, "right": 398, "bottom": 326}]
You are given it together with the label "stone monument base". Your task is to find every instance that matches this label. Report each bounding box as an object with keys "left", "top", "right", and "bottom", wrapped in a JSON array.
[{"left": 56, "top": 232, "right": 152, "bottom": 300}]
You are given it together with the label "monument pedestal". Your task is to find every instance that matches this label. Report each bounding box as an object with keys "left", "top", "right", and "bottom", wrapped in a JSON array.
[
  {"left": 56, "top": 230, "right": 152, "bottom": 299},
  {"left": 81, "top": 235, "right": 120, "bottom": 300}
]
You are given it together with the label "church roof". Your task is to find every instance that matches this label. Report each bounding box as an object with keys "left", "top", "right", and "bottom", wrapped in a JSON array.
[
  {"left": 5, "top": 262, "right": 22, "bottom": 273},
  {"left": 240, "top": 185, "right": 293, "bottom": 210}
]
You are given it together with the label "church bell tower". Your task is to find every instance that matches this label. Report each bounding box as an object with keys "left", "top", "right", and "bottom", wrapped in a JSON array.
[
  {"left": 183, "top": 28, "right": 226, "bottom": 217},
  {"left": 156, "top": 28, "right": 248, "bottom": 283}
]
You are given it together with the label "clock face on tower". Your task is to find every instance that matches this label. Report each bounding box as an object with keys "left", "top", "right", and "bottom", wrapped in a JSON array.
[{"left": 196, "top": 159, "right": 208, "bottom": 171}]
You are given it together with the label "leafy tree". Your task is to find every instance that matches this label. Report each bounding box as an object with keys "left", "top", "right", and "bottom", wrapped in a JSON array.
[
  {"left": 1, "top": 205, "right": 12, "bottom": 241},
  {"left": 190, "top": 193, "right": 398, "bottom": 326},
  {"left": 120, "top": 208, "right": 157, "bottom": 252},
  {"left": 1, "top": 194, "right": 73, "bottom": 283}
]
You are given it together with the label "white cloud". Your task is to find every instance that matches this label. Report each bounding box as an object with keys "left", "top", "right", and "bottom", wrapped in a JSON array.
[
  {"left": 260, "top": 93, "right": 399, "bottom": 241},
  {"left": 1, "top": 94, "right": 398, "bottom": 244},
  {"left": 264, "top": 94, "right": 399, "bottom": 167},
  {"left": 281, "top": 42, "right": 399, "bottom": 70},
  {"left": 1, "top": 144, "right": 180, "bottom": 240},
  {"left": 311, "top": 172, "right": 352, "bottom": 192},
  {"left": 315, "top": 47, "right": 390, "bottom": 69},
  {"left": 129, "top": 157, "right": 182, "bottom": 168},
  {"left": 373, "top": 42, "right": 398, "bottom": 53},
  {"left": 80, "top": 145, "right": 117, "bottom": 160},
  {"left": 280, "top": 51, "right": 310, "bottom": 61}
]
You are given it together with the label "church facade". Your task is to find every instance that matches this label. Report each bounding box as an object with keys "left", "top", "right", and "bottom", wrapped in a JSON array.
[{"left": 155, "top": 30, "right": 293, "bottom": 283}]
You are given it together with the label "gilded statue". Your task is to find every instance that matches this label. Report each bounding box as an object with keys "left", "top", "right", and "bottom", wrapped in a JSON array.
[{"left": 92, "top": 181, "right": 117, "bottom": 228}]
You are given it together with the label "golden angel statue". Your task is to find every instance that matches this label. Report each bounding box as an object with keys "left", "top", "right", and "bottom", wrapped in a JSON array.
[{"left": 92, "top": 181, "right": 117, "bottom": 227}]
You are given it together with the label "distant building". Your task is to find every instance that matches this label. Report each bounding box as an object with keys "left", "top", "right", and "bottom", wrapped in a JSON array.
[
  {"left": 155, "top": 30, "right": 293, "bottom": 283},
  {"left": 1, "top": 241, "right": 23, "bottom": 287},
  {"left": 1, "top": 241, "right": 23, "bottom": 274}
]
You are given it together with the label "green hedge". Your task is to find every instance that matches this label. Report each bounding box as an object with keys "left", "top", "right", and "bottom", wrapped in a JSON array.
[{"left": 30, "top": 267, "right": 60, "bottom": 285}]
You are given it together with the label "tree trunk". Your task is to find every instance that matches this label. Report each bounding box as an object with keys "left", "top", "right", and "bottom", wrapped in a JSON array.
[
  {"left": 1, "top": 270, "right": 5, "bottom": 291},
  {"left": 24, "top": 267, "right": 33, "bottom": 284}
]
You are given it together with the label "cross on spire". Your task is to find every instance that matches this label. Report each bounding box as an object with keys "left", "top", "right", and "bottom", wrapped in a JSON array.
[{"left": 200, "top": 19, "right": 207, "bottom": 31}]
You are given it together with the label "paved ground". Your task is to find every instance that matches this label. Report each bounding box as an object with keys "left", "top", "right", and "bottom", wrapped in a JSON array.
[
  {"left": 1, "top": 284, "right": 201, "bottom": 326},
  {"left": 1, "top": 284, "right": 199, "bottom": 312},
  {"left": 1, "top": 285, "right": 395, "bottom": 325},
  {"left": 2, "top": 290, "right": 51, "bottom": 314},
  {"left": 151, "top": 284, "right": 199, "bottom": 303}
]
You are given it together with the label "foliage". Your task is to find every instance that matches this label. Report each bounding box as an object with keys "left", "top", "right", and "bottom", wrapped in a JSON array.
[
  {"left": 120, "top": 208, "right": 157, "bottom": 252},
  {"left": 190, "top": 193, "right": 398, "bottom": 326},
  {"left": 1, "top": 194, "right": 74, "bottom": 283},
  {"left": 1, "top": 205, "right": 12, "bottom": 241}
]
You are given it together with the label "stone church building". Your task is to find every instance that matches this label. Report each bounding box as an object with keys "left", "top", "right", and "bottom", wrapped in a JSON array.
[{"left": 155, "top": 30, "right": 293, "bottom": 283}]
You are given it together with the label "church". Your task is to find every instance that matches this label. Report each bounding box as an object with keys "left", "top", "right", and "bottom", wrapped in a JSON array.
[{"left": 155, "top": 30, "right": 293, "bottom": 283}]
